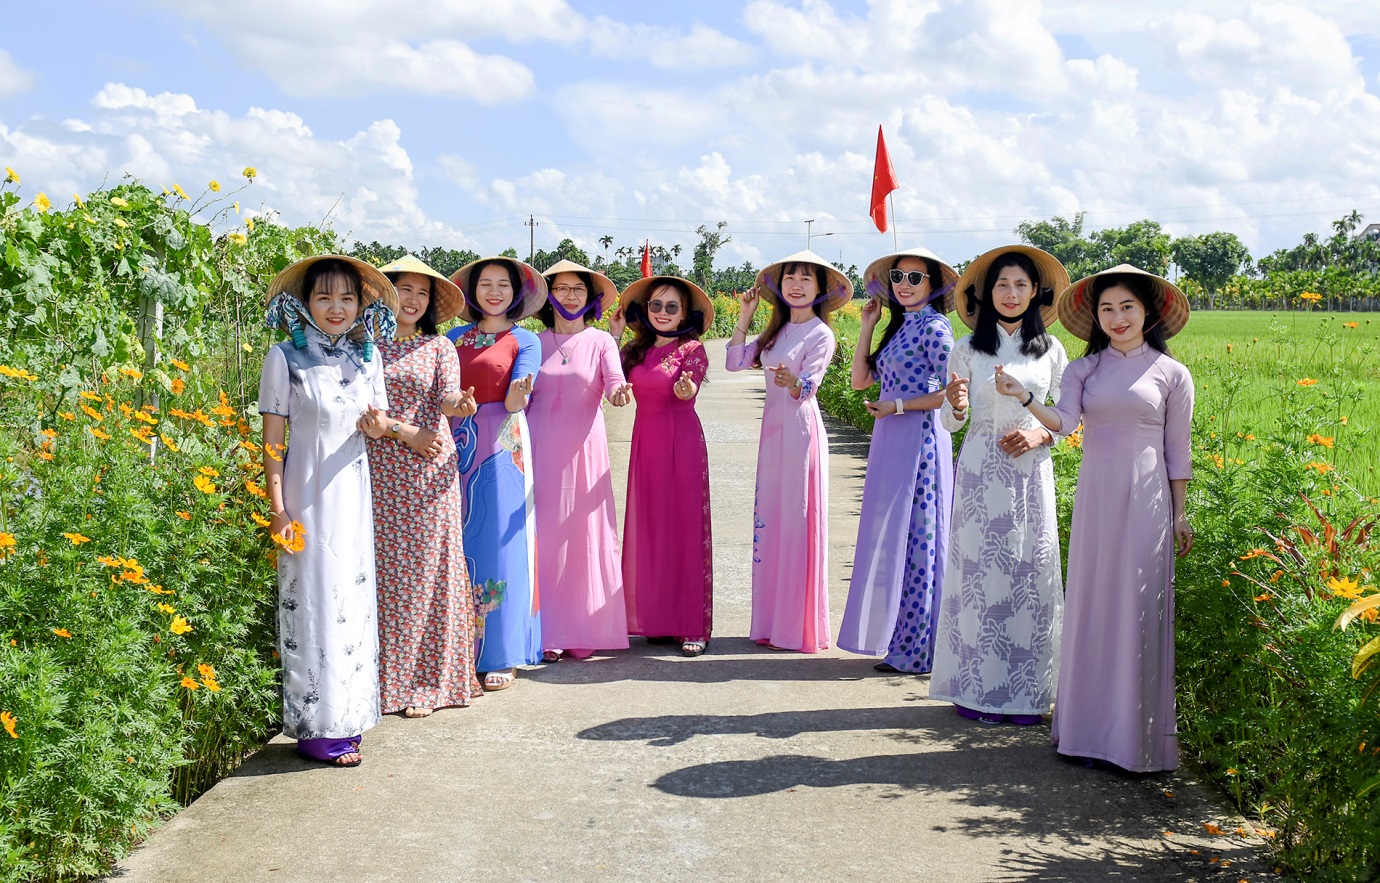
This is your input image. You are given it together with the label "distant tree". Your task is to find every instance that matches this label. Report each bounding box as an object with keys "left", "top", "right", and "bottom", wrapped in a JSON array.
[
  {"left": 532, "top": 238, "right": 590, "bottom": 272},
  {"left": 692, "top": 222, "right": 731, "bottom": 293},
  {"left": 1092, "top": 220, "right": 1172, "bottom": 275},
  {"left": 1172, "top": 232, "right": 1251, "bottom": 309},
  {"left": 348, "top": 240, "right": 408, "bottom": 266},
  {"left": 832, "top": 262, "right": 864, "bottom": 299},
  {"left": 1014, "top": 213, "right": 1099, "bottom": 279},
  {"left": 417, "top": 246, "right": 479, "bottom": 278},
  {"left": 500, "top": 247, "right": 519, "bottom": 259}
]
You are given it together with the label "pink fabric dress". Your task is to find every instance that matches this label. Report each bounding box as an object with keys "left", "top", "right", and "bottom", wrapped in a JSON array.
[
  {"left": 622, "top": 340, "right": 713, "bottom": 643},
  {"left": 527, "top": 328, "right": 630, "bottom": 654},
  {"left": 726, "top": 317, "right": 836, "bottom": 653},
  {"left": 1047, "top": 344, "right": 1194, "bottom": 772}
]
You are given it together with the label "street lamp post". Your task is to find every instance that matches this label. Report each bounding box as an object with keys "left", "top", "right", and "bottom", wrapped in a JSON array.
[{"left": 804, "top": 219, "right": 834, "bottom": 250}]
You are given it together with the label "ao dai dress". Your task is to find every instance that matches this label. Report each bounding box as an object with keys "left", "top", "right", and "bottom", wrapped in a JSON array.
[
  {"left": 258, "top": 329, "right": 386, "bottom": 743},
  {"left": 726, "top": 317, "right": 836, "bottom": 653},
  {"left": 622, "top": 340, "right": 713, "bottom": 643},
  {"left": 366, "top": 334, "right": 480, "bottom": 713},
  {"left": 446, "top": 325, "right": 543, "bottom": 672},
  {"left": 1047, "top": 344, "right": 1194, "bottom": 772},
  {"left": 837, "top": 306, "right": 954, "bottom": 670},
  {"left": 929, "top": 329, "right": 1068, "bottom": 715},
  {"left": 528, "top": 328, "right": 630, "bottom": 653}
]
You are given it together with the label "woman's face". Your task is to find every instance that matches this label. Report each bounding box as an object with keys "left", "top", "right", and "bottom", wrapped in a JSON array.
[
  {"left": 991, "top": 264, "right": 1035, "bottom": 321},
  {"left": 645, "top": 284, "right": 686, "bottom": 335},
  {"left": 393, "top": 272, "right": 431, "bottom": 329},
  {"left": 890, "top": 256, "right": 933, "bottom": 309},
  {"left": 780, "top": 265, "right": 820, "bottom": 308},
  {"left": 474, "top": 264, "right": 515, "bottom": 317},
  {"left": 1096, "top": 283, "right": 1147, "bottom": 345},
  {"left": 307, "top": 274, "right": 360, "bottom": 335},
  {"left": 550, "top": 272, "right": 590, "bottom": 314}
]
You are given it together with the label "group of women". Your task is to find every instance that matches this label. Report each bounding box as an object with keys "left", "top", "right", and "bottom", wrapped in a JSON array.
[{"left": 258, "top": 238, "right": 1194, "bottom": 775}]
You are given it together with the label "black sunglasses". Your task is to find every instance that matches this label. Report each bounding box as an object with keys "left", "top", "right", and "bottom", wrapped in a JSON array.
[{"left": 889, "top": 269, "right": 930, "bottom": 285}]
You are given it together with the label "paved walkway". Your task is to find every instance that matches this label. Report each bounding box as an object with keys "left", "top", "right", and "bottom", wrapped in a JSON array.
[{"left": 111, "top": 339, "right": 1276, "bottom": 882}]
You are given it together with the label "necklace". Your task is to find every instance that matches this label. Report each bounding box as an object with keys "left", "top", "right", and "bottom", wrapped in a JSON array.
[
  {"left": 554, "top": 333, "right": 576, "bottom": 365},
  {"left": 395, "top": 328, "right": 423, "bottom": 343}
]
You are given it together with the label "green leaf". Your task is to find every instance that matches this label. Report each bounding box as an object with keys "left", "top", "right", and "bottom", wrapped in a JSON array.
[
  {"left": 1336, "top": 594, "right": 1380, "bottom": 631},
  {"left": 1350, "top": 634, "right": 1380, "bottom": 680}
]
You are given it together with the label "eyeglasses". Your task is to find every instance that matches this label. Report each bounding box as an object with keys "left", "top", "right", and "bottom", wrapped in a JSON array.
[
  {"left": 551, "top": 285, "right": 588, "bottom": 296},
  {"left": 889, "top": 269, "right": 930, "bottom": 285},
  {"left": 647, "top": 300, "right": 681, "bottom": 316}
]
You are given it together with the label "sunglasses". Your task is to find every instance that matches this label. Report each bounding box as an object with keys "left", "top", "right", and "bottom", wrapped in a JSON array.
[
  {"left": 647, "top": 300, "right": 681, "bottom": 316},
  {"left": 889, "top": 269, "right": 930, "bottom": 285}
]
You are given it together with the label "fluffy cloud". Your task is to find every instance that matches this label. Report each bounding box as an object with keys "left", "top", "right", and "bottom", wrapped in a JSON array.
[{"left": 0, "top": 50, "right": 35, "bottom": 100}]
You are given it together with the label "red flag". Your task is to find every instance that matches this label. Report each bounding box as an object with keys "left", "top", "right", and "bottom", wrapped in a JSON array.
[
  {"left": 640, "top": 240, "right": 652, "bottom": 277},
  {"left": 870, "top": 125, "right": 898, "bottom": 232}
]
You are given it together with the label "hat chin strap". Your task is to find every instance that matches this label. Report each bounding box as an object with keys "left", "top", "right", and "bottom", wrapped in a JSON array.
[{"left": 548, "top": 293, "right": 601, "bottom": 321}]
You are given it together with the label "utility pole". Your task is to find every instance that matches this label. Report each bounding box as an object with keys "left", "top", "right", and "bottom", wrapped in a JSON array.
[
  {"left": 805, "top": 219, "right": 814, "bottom": 250},
  {"left": 525, "top": 215, "right": 539, "bottom": 264}
]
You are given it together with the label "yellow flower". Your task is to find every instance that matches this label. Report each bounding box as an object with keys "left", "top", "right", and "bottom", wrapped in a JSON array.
[
  {"left": 58, "top": 411, "right": 75, "bottom": 421},
  {"left": 110, "top": 196, "right": 129, "bottom": 208},
  {"left": 88, "top": 427, "right": 112, "bottom": 441},
  {"left": 233, "top": 201, "right": 239, "bottom": 213},
  {"left": 170, "top": 378, "right": 186, "bottom": 395},
  {"left": 120, "top": 367, "right": 144, "bottom": 380},
  {"left": 146, "top": 584, "right": 174, "bottom": 595},
  {"left": 0, "top": 710, "right": 16, "bottom": 738},
  {"left": 113, "top": 217, "right": 129, "bottom": 229},
  {"left": 199, "top": 466, "right": 220, "bottom": 477},
  {"left": 130, "top": 427, "right": 154, "bottom": 445},
  {"left": 171, "top": 358, "right": 191, "bottom": 372},
  {"left": 202, "top": 676, "right": 222, "bottom": 692},
  {"left": 1296, "top": 378, "right": 1318, "bottom": 387},
  {"left": 1300, "top": 291, "right": 1322, "bottom": 303},
  {"left": 198, "top": 663, "right": 217, "bottom": 678},
  {"left": 157, "top": 602, "right": 176, "bottom": 614},
  {"left": 80, "top": 404, "right": 104, "bottom": 421},
  {"left": 159, "top": 433, "right": 180, "bottom": 452},
  {"left": 245, "top": 479, "right": 266, "bottom": 498},
  {"left": 79, "top": 390, "right": 102, "bottom": 402},
  {"left": 246, "top": 217, "right": 255, "bottom": 232},
  {"left": 227, "top": 232, "right": 247, "bottom": 246},
  {"left": 271, "top": 521, "right": 307, "bottom": 554},
  {"left": 1345, "top": 321, "right": 1358, "bottom": 329},
  {"left": 193, "top": 475, "right": 217, "bottom": 495},
  {"left": 73, "top": 192, "right": 85, "bottom": 208},
  {"left": 243, "top": 166, "right": 257, "bottom": 180},
  {"left": 35, "top": 192, "right": 51, "bottom": 213},
  {"left": 52, "top": 628, "right": 72, "bottom": 638},
  {"left": 3, "top": 166, "right": 17, "bottom": 184},
  {"left": 176, "top": 510, "right": 192, "bottom": 521},
  {"left": 1326, "top": 576, "right": 1363, "bottom": 599},
  {"left": 208, "top": 179, "right": 221, "bottom": 192},
  {"left": 180, "top": 675, "right": 200, "bottom": 690},
  {"left": 1340, "top": 416, "right": 1349, "bottom": 425},
  {"left": 251, "top": 512, "right": 272, "bottom": 528},
  {"left": 0, "top": 364, "right": 38, "bottom": 381},
  {"left": 1305, "top": 461, "right": 1335, "bottom": 474},
  {"left": 62, "top": 532, "right": 91, "bottom": 545},
  {"left": 1307, "top": 434, "right": 1335, "bottom": 448},
  {"left": 172, "top": 184, "right": 189, "bottom": 200},
  {"left": 0, "top": 533, "right": 15, "bottom": 559},
  {"left": 170, "top": 616, "right": 193, "bottom": 636}
]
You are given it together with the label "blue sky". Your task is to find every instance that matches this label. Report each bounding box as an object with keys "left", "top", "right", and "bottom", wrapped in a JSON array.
[{"left": 3, "top": 1, "right": 1379, "bottom": 271}]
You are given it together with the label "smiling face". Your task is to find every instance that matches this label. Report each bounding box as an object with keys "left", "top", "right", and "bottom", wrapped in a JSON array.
[
  {"left": 890, "top": 256, "right": 933, "bottom": 309},
  {"left": 645, "top": 283, "right": 686, "bottom": 335},
  {"left": 392, "top": 272, "right": 432, "bottom": 331},
  {"left": 779, "top": 262, "right": 821, "bottom": 308},
  {"left": 306, "top": 271, "right": 360, "bottom": 335},
  {"left": 991, "top": 263, "right": 1036, "bottom": 322},
  {"left": 550, "top": 272, "right": 591, "bottom": 314},
  {"left": 1096, "top": 283, "right": 1147, "bottom": 346},
  {"left": 474, "top": 263, "right": 515, "bottom": 317}
]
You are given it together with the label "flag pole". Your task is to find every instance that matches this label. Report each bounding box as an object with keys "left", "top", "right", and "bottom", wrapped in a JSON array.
[{"left": 888, "top": 192, "right": 898, "bottom": 251}]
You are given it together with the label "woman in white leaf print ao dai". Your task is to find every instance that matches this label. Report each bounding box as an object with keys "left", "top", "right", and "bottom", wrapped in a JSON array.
[{"left": 929, "top": 247, "right": 1069, "bottom": 724}]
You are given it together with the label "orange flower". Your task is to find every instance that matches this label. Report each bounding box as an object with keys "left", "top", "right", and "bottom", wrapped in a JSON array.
[
  {"left": 79, "top": 390, "right": 102, "bottom": 402},
  {"left": 1344, "top": 322, "right": 1358, "bottom": 329},
  {"left": 169, "top": 616, "right": 193, "bottom": 636},
  {"left": 80, "top": 404, "right": 104, "bottom": 421},
  {"left": 1240, "top": 548, "right": 1270, "bottom": 560},
  {"left": 1296, "top": 378, "right": 1318, "bottom": 387},
  {"left": 62, "top": 532, "right": 91, "bottom": 545},
  {"left": 119, "top": 367, "right": 144, "bottom": 380},
  {"left": 202, "top": 676, "right": 222, "bottom": 692},
  {"left": 170, "top": 378, "right": 186, "bottom": 395},
  {"left": 1305, "top": 461, "right": 1335, "bottom": 474},
  {"left": 171, "top": 359, "right": 191, "bottom": 372},
  {"left": 1253, "top": 593, "right": 1273, "bottom": 602},
  {"left": 193, "top": 475, "right": 217, "bottom": 495},
  {"left": 265, "top": 443, "right": 285, "bottom": 462},
  {"left": 0, "top": 532, "right": 14, "bottom": 560},
  {"left": 131, "top": 409, "right": 158, "bottom": 426},
  {"left": 1307, "top": 434, "right": 1334, "bottom": 448},
  {"left": 197, "top": 663, "right": 217, "bottom": 678},
  {"left": 250, "top": 511, "right": 271, "bottom": 528},
  {"left": 88, "top": 427, "right": 111, "bottom": 441},
  {"left": 1326, "top": 576, "right": 1363, "bottom": 599},
  {"left": 238, "top": 441, "right": 261, "bottom": 454},
  {"left": 198, "top": 466, "right": 220, "bottom": 478},
  {"left": 58, "top": 411, "right": 76, "bottom": 421},
  {"left": 271, "top": 522, "right": 307, "bottom": 554},
  {"left": 1340, "top": 416, "right": 1349, "bottom": 425},
  {"left": 176, "top": 510, "right": 192, "bottom": 521},
  {"left": 146, "top": 584, "right": 174, "bottom": 595},
  {"left": 245, "top": 479, "right": 266, "bottom": 498},
  {"left": 130, "top": 427, "right": 155, "bottom": 445},
  {"left": 159, "top": 433, "right": 180, "bottom": 452},
  {"left": 1270, "top": 570, "right": 1284, "bottom": 584},
  {"left": 156, "top": 602, "right": 176, "bottom": 614},
  {"left": 1, "top": 710, "right": 16, "bottom": 739},
  {"left": 180, "top": 676, "right": 200, "bottom": 690},
  {"left": 52, "top": 628, "right": 72, "bottom": 638}
]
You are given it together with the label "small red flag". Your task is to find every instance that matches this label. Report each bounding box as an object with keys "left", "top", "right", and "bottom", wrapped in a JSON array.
[
  {"left": 640, "top": 240, "right": 652, "bottom": 277},
  {"left": 870, "top": 124, "right": 898, "bottom": 233}
]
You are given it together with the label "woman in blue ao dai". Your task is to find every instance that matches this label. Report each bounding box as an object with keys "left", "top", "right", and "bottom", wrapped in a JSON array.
[{"left": 837, "top": 249, "right": 957, "bottom": 673}]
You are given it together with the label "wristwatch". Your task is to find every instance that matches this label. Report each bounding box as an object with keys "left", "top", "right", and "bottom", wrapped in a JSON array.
[{"left": 390, "top": 422, "right": 403, "bottom": 438}]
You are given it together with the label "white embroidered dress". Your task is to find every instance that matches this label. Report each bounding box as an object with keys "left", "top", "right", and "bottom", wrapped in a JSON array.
[{"left": 929, "top": 328, "right": 1068, "bottom": 716}]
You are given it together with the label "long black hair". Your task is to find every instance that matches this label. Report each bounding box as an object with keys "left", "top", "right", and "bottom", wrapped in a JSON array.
[
  {"left": 969, "top": 252, "right": 1053, "bottom": 358},
  {"left": 384, "top": 272, "right": 438, "bottom": 336},
  {"left": 536, "top": 270, "right": 598, "bottom": 328},
  {"left": 465, "top": 258, "right": 527, "bottom": 322},
  {"left": 867, "top": 256, "right": 944, "bottom": 375},
  {"left": 620, "top": 279, "right": 702, "bottom": 372},
  {"left": 1083, "top": 273, "right": 1172, "bottom": 358}
]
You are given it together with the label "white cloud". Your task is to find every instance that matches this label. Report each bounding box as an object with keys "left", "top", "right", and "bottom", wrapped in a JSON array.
[{"left": 0, "top": 50, "right": 35, "bottom": 100}]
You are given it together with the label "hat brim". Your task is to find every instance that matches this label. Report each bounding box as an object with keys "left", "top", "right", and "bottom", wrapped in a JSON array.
[
  {"left": 952, "top": 246, "right": 1069, "bottom": 331},
  {"left": 450, "top": 257, "right": 549, "bottom": 324},
  {"left": 619, "top": 276, "right": 715, "bottom": 336},
  {"left": 1056, "top": 264, "right": 1191, "bottom": 341},
  {"left": 378, "top": 254, "right": 465, "bottom": 327},
  {"left": 541, "top": 259, "right": 620, "bottom": 316},
  {"left": 265, "top": 254, "right": 398, "bottom": 332},
  {"left": 755, "top": 250, "right": 854, "bottom": 313},
  {"left": 861, "top": 248, "right": 960, "bottom": 315}
]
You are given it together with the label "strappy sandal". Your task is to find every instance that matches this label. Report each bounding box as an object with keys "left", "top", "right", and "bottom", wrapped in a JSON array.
[
  {"left": 542, "top": 650, "right": 562, "bottom": 663},
  {"left": 681, "top": 638, "right": 709, "bottom": 657},
  {"left": 482, "top": 669, "right": 516, "bottom": 691}
]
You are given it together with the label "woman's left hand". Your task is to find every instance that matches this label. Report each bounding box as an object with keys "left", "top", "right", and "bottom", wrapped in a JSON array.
[
  {"left": 1174, "top": 514, "right": 1194, "bottom": 557},
  {"left": 999, "top": 428, "right": 1048, "bottom": 458},
  {"left": 863, "top": 400, "right": 898, "bottom": 419},
  {"left": 443, "top": 387, "right": 478, "bottom": 419},
  {"left": 608, "top": 382, "right": 634, "bottom": 407},
  {"left": 356, "top": 405, "right": 389, "bottom": 439},
  {"left": 510, "top": 374, "right": 533, "bottom": 397}
]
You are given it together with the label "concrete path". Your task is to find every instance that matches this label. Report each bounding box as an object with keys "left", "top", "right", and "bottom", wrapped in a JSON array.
[{"left": 111, "top": 339, "right": 1277, "bottom": 882}]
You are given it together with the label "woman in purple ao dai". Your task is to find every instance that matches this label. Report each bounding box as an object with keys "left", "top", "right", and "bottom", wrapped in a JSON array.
[
  {"left": 837, "top": 248, "right": 957, "bottom": 673},
  {"left": 996, "top": 265, "right": 1194, "bottom": 772},
  {"left": 928, "top": 246, "right": 1069, "bottom": 724},
  {"left": 727, "top": 251, "right": 851, "bottom": 653}
]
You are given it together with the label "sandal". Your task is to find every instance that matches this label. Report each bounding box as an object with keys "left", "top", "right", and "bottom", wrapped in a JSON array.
[
  {"left": 542, "top": 650, "right": 562, "bottom": 663},
  {"left": 482, "top": 669, "right": 516, "bottom": 692},
  {"left": 403, "top": 706, "right": 434, "bottom": 719},
  {"left": 681, "top": 638, "right": 709, "bottom": 657}
]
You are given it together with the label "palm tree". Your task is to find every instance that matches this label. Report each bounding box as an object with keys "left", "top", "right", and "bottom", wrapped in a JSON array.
[{"left": 599, "top": 235, "right": 613, "bottom": 254}]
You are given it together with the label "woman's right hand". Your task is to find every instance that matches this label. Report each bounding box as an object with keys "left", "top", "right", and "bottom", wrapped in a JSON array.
[
  {"left": 945, "top": 371, "right": 970, "bottom": 412},
  {"left": 608, "top": 306, "right": 626, "bottom": 340},
  {"left": 407, "top": 427, "right": 445, "bottom": 459},
  {"left": 859, "top": 295, "right": 882, "bottom": 330},
  {"left": 739, "top": 286, "right": 761, "bottom": 318},
  {"left": 993, "top": 364, "right": 1027, "bottom": 399},
  {"left": 269, "top": 511, "right": 293, "bottom": 544}
]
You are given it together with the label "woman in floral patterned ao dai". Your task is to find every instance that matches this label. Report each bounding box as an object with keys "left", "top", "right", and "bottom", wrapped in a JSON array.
[
  {"left": 259, "top": 255, "right": 396, "bottom": 767},
  {"left": 357, "top": 255, "right": 481, "bottom": 719}
]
